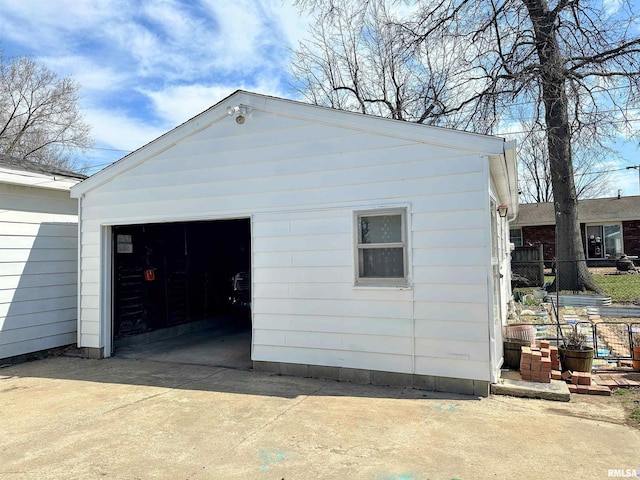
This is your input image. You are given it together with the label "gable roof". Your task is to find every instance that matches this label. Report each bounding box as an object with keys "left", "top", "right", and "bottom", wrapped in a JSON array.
[
  {"left": 0, "top": 153, "right": 87, "bottom": 191},
  {"left": 71, "top": 90, "right": 517, "bottom": 210},
  {"left": 512, "top": 196, "right": 640, "bottom": 226}
]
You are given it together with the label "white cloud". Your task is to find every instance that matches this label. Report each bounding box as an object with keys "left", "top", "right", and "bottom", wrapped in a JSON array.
[
  {"left": 83, "top": 107, "right": 168, "bottom": 152},
  {"left": 37, "top": 55, "right": 127, "bottom": 94},
  {"left": 141, "top": 78, "right": 287, "bottom": 126},
  {"left": 142, "top": 84, "right": 238, "bottom": 126},
  {"left": 603, "top": 0, "right": 623, "bottom": 16}
]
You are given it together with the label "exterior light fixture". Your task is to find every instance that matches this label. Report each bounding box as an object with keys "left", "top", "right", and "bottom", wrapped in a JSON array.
[
  {"left": 497, "top": 204, "right": 508, "bottom": 218},
  {"left": 226, "top": 105, "right": 250, "bottom": 125}
]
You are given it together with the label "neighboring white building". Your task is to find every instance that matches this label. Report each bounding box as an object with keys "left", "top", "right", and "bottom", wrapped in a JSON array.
[
  {"left": 71, "top": 91, "right": 518, "bottom": 396},
  {"left": 0, "top": 154, "right": 85, "bottom": 359}
]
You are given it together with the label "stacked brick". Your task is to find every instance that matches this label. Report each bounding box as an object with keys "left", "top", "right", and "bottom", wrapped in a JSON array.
[
  {"left": 519, "top": 341, "right": 562, "bottom": 384},
  {"left": 519, "top": 346, "right": 551, "bottom": 383},
  {"left": 518, "top": 340, "right": 611, "bottom": 395}
]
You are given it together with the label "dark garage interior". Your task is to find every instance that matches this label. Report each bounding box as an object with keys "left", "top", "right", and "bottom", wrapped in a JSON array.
[{"left": 111, "top": 218, "right": 251, "bottom": 365}]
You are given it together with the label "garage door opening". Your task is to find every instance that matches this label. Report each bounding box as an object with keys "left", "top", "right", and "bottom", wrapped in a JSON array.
[{"left": 111, "top": 218, "right": 251, "bottom": 367}]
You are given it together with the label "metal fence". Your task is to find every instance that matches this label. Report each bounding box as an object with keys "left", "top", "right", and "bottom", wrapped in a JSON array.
[
  {"left": 509, "top": 321, "right": 640, "bottom": 360},
  {"left": 543, "top": 259, "right": 640, "bottom": 305}
]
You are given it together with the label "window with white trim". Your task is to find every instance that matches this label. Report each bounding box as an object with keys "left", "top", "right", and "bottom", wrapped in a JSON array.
[
  {"left": 355, "top": 208, "right": 408, "bottom": 286},
  {"left": 510, "top": 228, "right": 523, "bottom": 247}
]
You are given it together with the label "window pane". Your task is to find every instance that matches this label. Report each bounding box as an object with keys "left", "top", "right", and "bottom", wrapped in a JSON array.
[
  {"left": 360, "top": 215, "right": 402, "bottom": 244},
  {"left": 604, "top": 225, "right": 622, "bottom": 258},
  {"left": 359, "top": 247, "right": 404, "bottom": 278},
  {"left": 510, "top": 228, "right": 523, "bottom": 247}
]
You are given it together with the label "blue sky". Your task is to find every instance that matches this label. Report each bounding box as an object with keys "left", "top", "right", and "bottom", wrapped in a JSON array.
[
  {"left": 1, "top": 0, "right": 639, "bottom": 196},
  {"left": 0, "top": 0, "right": 308, "bottom": 173}
]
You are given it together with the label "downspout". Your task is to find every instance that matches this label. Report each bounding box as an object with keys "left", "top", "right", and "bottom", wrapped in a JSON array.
[{"left": 76, "top": 193, "right": 83, "bottom": 348}]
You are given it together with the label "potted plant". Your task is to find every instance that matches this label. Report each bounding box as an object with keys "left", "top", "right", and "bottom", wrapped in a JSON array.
[
  {"left": 558, "top": 329, "right": 594, "bottom": 373},
  {"left": 632, "top": 331, "right": 640, "bottom": 372}
]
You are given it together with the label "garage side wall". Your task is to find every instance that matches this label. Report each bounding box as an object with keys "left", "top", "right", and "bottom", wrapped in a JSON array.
[
  {"left": 0, "top": 183, "right": 78, "bottom": 359},
  {"left": 77, "top": 109, "right": 497, "bottom": 382}
]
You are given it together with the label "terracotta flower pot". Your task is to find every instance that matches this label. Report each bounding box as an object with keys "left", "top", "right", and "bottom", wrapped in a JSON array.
[
  {"left": 633, "top": 346, "right": 640, "bottom": 372},
  {"left": 504, "top": 323, "right": 537, "bottom": 347}
]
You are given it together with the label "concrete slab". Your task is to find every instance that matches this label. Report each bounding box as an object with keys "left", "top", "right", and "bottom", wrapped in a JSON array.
[
  {"left": 1, "top": 356, "right": 637, "bottom": 479},
  {"left": 492, "top": 369, "right": 571, "bottom": 402},
  {"left": 114, "top": 325, "right": 252, "bottom": 370}
]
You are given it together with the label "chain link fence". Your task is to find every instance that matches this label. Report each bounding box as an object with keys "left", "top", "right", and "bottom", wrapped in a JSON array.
[{"left": 510, "top": 254, "right": 640, "bottom": 362}]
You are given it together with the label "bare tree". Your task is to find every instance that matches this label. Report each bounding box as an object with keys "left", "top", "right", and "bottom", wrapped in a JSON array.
[
  {"left": 290, "top": 1, "right": 465, "bottom": 125},
  {"left": 293, "top": 0, "right": 640, "bottom": 291},
  {"left": 517, "top": 122, "right": 614, "bottom": 203},
  {"left": 0, "top": 54, "right": 93, "bottom": 172}
]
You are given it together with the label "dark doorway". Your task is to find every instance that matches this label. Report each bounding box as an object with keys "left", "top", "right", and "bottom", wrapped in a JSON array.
[{"left": 112, "top": 218, "right": 251, "bottom": 349}]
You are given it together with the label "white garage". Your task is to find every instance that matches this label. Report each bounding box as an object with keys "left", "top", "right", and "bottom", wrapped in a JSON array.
[{"left": 70, "top": 90, "right": 518, "bottom": 396}]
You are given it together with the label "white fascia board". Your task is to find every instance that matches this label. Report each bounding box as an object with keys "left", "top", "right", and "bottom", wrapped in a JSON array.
[
  {"left": 71, "top": 90, "right": 508, "bottom": 197},
  {"left": 0, "top": 168, "right": 80, "bottom": 191}
]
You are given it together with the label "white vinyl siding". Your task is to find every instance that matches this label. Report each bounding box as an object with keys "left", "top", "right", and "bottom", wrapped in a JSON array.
[
  {"left": 73, "top": 93, "right": 511, "bottom": 381},
  {"left": 0, "top": 183, "right": 78, "bottom": 359}
]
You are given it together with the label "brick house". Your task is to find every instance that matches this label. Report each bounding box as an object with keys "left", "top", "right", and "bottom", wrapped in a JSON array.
[{"left": 510, "top": 196, "right": 640, "bottom": 264}]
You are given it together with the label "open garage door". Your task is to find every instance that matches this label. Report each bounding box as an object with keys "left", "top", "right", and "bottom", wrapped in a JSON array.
[{"left": 111, "top": 218, "right": 251, "bottom": 362}]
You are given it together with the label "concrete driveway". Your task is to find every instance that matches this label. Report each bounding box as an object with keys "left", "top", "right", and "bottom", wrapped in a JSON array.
[{"left": 1, "top": 355, "right": 638, "bottom": 480}]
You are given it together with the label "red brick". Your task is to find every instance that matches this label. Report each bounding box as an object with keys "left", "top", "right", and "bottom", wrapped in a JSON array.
[
  {"left": 568, "top": 384, "right": 578, "bottom": 393},
  {"left": 540, "top": 340, "right": 550, "bottom": 349},
  {"left": 521, "top": 346, "right": 531, "bottom": 354},
  {"left": 541, "top": 348, "right": 550, "bottom": 358},
  {"left": 532, "top": 351, "right": 542, "bottom": 359},
  {"left": 571, "top": 373, "right": 580, "bottom": 384},
  {"left": 561, "top": 370, "right": 572, "bottom": 380},
  {"left": 600, "top": 381, "right": 619, "bottom": 390},
  {"left": 578, "top": 374, "right": 592, "bottom": 385},
  {"left": 577, "top": 385, "right": 590, "bottom": 394},
  {"left": 588, "top": 385, "right": 612, "bottom": 396}
]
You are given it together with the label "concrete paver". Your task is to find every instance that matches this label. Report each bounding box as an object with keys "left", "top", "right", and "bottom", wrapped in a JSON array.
[{"left": 0, "top": 356, "right": 638, "bottom": 479}]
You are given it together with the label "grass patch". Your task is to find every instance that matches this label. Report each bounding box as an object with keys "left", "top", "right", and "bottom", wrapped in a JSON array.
[
  {"left": 592, "top": 274, "right": 640, "bottom": 303},
  {"left": 613, "top": 387, "right": 640, "bottom": 430}
]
